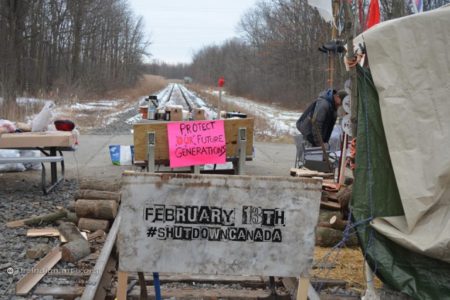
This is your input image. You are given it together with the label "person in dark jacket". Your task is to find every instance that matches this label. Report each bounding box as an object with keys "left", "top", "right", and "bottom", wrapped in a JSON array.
[{"left": 296, "top": 89, "right": 347, "bottom": 147}]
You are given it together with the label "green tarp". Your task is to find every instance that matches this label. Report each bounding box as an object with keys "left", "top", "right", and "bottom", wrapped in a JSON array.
[{"left": 352, "top": 66, "right": 450, "bottom": 300}]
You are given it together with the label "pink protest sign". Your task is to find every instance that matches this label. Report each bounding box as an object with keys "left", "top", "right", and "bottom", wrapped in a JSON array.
[{"left": 167, "top": 120, "right": 226, "bottom": 168}]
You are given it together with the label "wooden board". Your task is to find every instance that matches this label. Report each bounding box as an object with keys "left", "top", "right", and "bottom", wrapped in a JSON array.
[
  {"left": 0, "top": 131, "right": 76, "bottom": 148},
  {"left": 26, "top": 228, "right": 60, "bottom": 238},
  {"left": 16, "top": 247, "right": 62, "bottom": 295},
  {"left": 34, "top": 286, "right": 84, "bottom": 298},
  {"left": 290, "top": 168, "right": 334, "bottom": 179},
  {"left": 133, "top": 118, "right": 254, "bottom": 163},
  {"left": 124, "top": 286, "right": 274, "bottom": 299}
]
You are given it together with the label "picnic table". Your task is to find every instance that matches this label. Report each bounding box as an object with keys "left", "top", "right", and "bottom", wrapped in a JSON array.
[{"left": 0, "top": 131, "right": 77, "bottom": 194}]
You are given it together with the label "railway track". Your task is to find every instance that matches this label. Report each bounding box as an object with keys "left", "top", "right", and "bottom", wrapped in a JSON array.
[{"left": 153, "top": 83, "right": 217, "bottom": 119}]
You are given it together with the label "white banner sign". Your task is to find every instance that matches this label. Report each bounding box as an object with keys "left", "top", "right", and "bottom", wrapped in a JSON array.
[{"left": 119, "top": 173, "right": 321, "bottom": 277}]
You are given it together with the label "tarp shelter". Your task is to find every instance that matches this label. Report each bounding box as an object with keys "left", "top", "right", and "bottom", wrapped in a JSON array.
[{"left": 352, "top": 6, "right": 450, "bottom": 300}]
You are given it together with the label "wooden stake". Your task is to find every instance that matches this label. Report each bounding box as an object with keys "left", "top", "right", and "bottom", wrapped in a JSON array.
[
  {"left": 338, "top": 134, "right": 348, "bottom": 184},
  {"left": 296, "top": 277, "right": 309, "bottom": 300},
  {"left": 117, "top": 271, "right": 128, "bottom": 300},
  {"left": 7, "top": 210, "right": 67, "bottom": 228}
]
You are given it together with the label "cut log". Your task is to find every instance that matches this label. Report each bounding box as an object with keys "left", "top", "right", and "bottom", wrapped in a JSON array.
[
  {"left": 7, "top": 210, "right": 67, "bottom": 228},
  {"left": 318, "top": 210, "right": 340, "bottom": 223},
  {"left": 61, "top": 240, "right": 91, "bottom": 263},
  {"left": 78, "top": 218, "right": 110, "bottom": 232},
  {"left": 58, "top": 222, "right": 84, "bottom": 242},
  {"left": 322, "top": 191, "right": 339, "bottom": 202},
  {"left": 75, "top": 190, "right": 121, "bottom": 202},
  {"left": 58, "top": 222, "right": 90, "bottom": 262},
  {"left": 337, "top": 185, "right": 352, "bottom": 219},
  {"left": 315, "top": 227, "right": 358, "bottom": 248},
  {"left": 320, "top": 200, "right": 340, "bottom": 211},
  {"left": 329, "top": 215, "right": 348, "bottom": 231},
  {"left": 75, "top": 200, "right": 118, "bottom": 220},
  {"left": 79, "top": 179, "right": 121, "bottom": 192},
  {"left": 317, "top": 222, "right": 333, "bottom": 228}
]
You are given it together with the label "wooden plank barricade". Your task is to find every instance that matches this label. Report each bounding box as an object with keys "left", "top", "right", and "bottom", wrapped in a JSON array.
[
  {"left": 133, "top": 118, "right": 254, "bottom": 172},
  {"left": 118, "top": 172, "right": 322, "bottom": 299}
]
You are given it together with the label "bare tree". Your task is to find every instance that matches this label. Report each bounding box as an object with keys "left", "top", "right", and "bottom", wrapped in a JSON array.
[{"left": 0, "top": 0, "right": 149, "bottom": 119}]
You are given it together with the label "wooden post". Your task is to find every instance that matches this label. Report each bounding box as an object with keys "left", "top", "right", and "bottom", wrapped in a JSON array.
[
  {"left": 191, "top": 165, "right": 200, "bottom": 174},
  {"left": 296, "top": 277, "right": 309, "bottom": 300},
  {"left": 117, "top": 271, "right": 128, "bottom": 300},
  {"left": 327, "top": 0, "right": 340, "bottom": 88},
  {"left": 343, "top": 1, "right": 358, "bottom": 137},
  {"left": 338, "top": 133, "right": 348, "bottom": 184},
  {"left": 218, "top": 88, "right": 222, "bottom": 118}
]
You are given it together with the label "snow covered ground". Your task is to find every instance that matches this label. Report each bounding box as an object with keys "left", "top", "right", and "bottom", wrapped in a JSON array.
[{"left": 206, "top": 89, "right": 301, "bottom": 138}]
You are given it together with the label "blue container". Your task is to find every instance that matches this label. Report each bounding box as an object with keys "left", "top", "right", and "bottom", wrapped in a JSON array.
[{"left": 109, "top": 145, "right": 134, "bottom": 166}]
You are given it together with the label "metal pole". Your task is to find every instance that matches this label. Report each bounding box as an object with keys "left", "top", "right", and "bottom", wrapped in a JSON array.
[
  {"left": 237, "top": 127, "right": 247, "bottom": 175},
  {"left": 147, "top": 132, "right": 155, "bottom": 172},
  {"left": 218, "top": 88, "right": 222, "bottom": 119}
]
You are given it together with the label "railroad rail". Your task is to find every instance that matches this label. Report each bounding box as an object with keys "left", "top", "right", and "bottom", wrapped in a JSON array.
[{"left": 155, "top": 83, "right": 209, "bottom": 112}]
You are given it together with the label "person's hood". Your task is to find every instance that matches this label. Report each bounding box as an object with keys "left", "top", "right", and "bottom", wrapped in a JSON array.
[{"left": 318, "top": 89, "right": 335, "bottom": 109}]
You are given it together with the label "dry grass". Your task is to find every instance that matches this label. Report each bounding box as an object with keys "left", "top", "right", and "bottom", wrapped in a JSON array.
[
  {"left": 1, "top": 100, "right": 45, "bottom": 123},
  {"left": 102, "top": 74, "right": 168, "bottom": 104},
  {"left": 312, "top": 246, "right": 382, "bottom": 293},
  {"left": 1, "top": 74, "right": 168, "bottom": 125}
]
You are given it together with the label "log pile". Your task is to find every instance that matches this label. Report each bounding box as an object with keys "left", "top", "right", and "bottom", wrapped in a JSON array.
[
  {"left": 10, "top": 188, "right": 120, "bottom": 296},
  {"left": 315, "top": 184, "right": 358, "bottom": 248},
  {"left": 71, "top": 189, "right": 121, "bottom": 233}
]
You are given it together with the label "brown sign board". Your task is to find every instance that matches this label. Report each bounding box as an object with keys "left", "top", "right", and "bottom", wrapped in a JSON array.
[{"left": 133, "top": 118, "right": 254, "bottom": 163}]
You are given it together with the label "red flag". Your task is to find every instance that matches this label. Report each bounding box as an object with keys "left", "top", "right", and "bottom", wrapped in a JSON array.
[{"left": 366, "top": 0, "right": 380, "bottom": 30}]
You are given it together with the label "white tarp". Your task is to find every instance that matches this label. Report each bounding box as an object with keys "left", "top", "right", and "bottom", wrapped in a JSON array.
[{"left": 362, "top": 7, "right": 450, "bottom": 262}]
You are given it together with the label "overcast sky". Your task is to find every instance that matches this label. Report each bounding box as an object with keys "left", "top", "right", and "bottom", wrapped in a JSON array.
[{"left": 128, "top": 0, "right": 259, "bottom": 64}]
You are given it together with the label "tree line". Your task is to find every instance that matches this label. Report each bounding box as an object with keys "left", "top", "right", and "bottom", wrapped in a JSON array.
[
  {"left": 0, "top": 0, "right": 147, "bottom": 118},
  {"left": 147, "top": 0, "right": 449, "bottom": 109}
]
